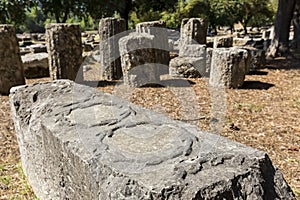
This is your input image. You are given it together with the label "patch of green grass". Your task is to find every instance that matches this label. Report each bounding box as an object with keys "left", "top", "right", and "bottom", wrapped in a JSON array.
[
  {"left": 293, "top": 188, "right": 300, "bottom": 197},
  {"left": 0, "top": 175, "right": 11, "bottom": 185},
  {"left": 295, "top": 99, "right": 300, "bottom": 106}
]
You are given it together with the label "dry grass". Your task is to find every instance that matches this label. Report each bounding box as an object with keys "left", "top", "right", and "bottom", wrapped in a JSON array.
[{"left": 0, "top": 56, "right": 299, "bottom": 199}]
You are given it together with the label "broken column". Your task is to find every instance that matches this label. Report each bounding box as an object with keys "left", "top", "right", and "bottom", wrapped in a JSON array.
[
  {"left": 136, "top": 20, "right": 169, "bottom": 66},
  {"left": 170, "top": 18, "right": 208, "bottom": 78},
  {"left": 0, "top": 25, "right": 25, "bottom": 94},
  {"left": 99, "top": 17, "right": 126, "bottom": 80},
  {"left": 180, "top": 18, "right": 208, "bottom": 46},
  {"left": 45, "top": 24, "right": 83, "bottom": 81},
  {"left": 209, "top": 48, "right": 248, "bottom": 88},
  {"left": 119, "top": 33, "right": 163, "bottom": 87},
  {"left": 10, "top": 80, "right": 296, "bottom": 199},
  {"left": 170, "top": 44, "right": 207, "bottom": 78}
]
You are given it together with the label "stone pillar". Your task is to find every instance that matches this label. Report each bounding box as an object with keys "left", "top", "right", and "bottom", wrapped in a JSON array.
[
  {"left": 0, "top": 25, "right": 25, "bottom": 94},
  {"left": 136, "top": 20, "right": 169, "bottom": 66},
  {"left": 119, "top": 33, "right": 161, "bottom": 87},
  {"left": 180, "top": 18, "right": 208, "bottom": 46},
  {"left": 209, "top": 48, "right": 248, "bottom": 88},
  {"left": 45, "top": 24, "right": 83, "bottom": 81},
  {"left": 99, "top": 18, "right": 126, "bottom": 80}
]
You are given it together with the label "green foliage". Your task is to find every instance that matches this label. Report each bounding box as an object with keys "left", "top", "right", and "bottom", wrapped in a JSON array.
[
  {"left": 19, "top": 6, "right": 46, "bottom": 33},
  {"left": 0, "top": 0, "right": 34, "bottom": 25}
]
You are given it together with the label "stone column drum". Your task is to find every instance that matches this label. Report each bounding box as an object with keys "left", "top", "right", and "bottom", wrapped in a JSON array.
[
  {"left": 209, "top": 48, "right": 248, "bottom": 88},
  {"left": 0, "top": 25, "right": 25, "bottom": 94},
  {"left": 45, "top": 24, "right": 83, "bottom": 81},
  {"left": 119, "top": 33, "right": 161, "bottom": 87},
  {"left": 136, "top": 20, "right": 170, "bottom": 66},
  {"left": 180, "top": 18, "right": 208, "bottom": 46},
  {"left": 99, "top": 18, "right": 126, "bottom": 80}
]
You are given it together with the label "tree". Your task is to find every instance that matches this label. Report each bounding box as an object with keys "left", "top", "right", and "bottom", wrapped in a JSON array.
[
  {"left": 0, "top": 0, "right": 34, "bottom": 25},
  {"left": 292, "top": 1, "right": 300, "bottom": 49},
  {"left": 239, "top": 0, "right": 274, "bottom": 34},
  {"left": 209, "top": 0, "right": 242, "bottom": 32},
  {"left": 39, "top": 0, "right": 85, "bottom": 23},
  {"left": 267, "top": 0, "right": 296, "bottom": 57}
]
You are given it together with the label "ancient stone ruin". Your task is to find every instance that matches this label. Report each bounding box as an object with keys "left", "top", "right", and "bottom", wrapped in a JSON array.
[
  {"left": 170, "top": 18, "right": 209, "bottom": 78},
  {"left": 10, "top": 80, "right": 295, "bottom": 199},
  {"left": 99, "top": 17, "right": 126, "bottom": 80},
  {"left": 119, "top": 32, "right": 162, "bottom": 87},
  {"left": 45, "top": 23, "right": 83, "bottom": 81},
  {"left": 136, "top": 20, "right": 170, "bottom": 66},
  {"left": 209, "top": 48, "right": 248, "bottom": 88},
  {"left": 180, "top": 18, "right": 208, "bottom": 46},
  {"left": 0, "top": 25, "right": 25, "bottom": 94}
]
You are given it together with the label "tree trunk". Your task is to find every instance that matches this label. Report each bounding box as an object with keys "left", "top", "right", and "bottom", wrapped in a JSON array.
[
  {"left": 292, "top": 1, "right": 300, "bottom": 49},
  {"left": 119, "top": 0, "right": 132, "bottom": 30},
  {"left": 267, "top": 0, "right": 296, "bottom": 57}
]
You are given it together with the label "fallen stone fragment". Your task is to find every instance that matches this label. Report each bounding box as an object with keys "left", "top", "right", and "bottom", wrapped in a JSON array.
[
  {"left": 10, "top": 80, "right": 295, "bottom": 200},
  {"left": 21, "top": 53, "right": 49, "bottom": 78}
]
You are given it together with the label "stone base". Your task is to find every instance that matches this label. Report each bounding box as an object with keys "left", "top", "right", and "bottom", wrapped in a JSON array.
[
  {"left": 209, "top": 48, "right": 248, "bottom": 88},
  {"left": 10, "top": 80, "right": 295, "bottom": 200},
  {"left": 22, "top": 53, "right": 49, "bottom": 78},
  {"left": 169, "top": 57, "right": 207, "bottom": 78}
]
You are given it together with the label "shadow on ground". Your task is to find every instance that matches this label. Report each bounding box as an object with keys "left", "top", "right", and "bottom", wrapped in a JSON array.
[{"left": 241, "top": 81, "right": 275, "bottom": 90}]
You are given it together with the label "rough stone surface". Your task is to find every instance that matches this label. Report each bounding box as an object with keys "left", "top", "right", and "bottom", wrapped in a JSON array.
[
  {"left": 179, "top": 44, "right": 206, "bottom": 58},
  {"left": 213, "top": 36, "right": 233, "bottom": 48},
  {"left": 99, "top": 17, "right": 126, "bottom": 80},
  {"left": 180, "top": 18, "right": 208, "bottom": 46},
  {"left": 136, "top": 20, "right": 170, "bottom": 66},
  {"left": 119, "top": 33, "right": 163, "bottom": 87},
  {"left": 29, "top": 44, "right": 47, "bottom": 53},
  {"left": 21, "top": 53, "right": 49, "bottom": 78},
  {"left": 10, "top": 80, "right": 295, "bottom": 200},
  {"left": 0, "top": 25, "right": 25, "bottom": 94},
  {"left": 46, "top": 23, "right": 83, "bottom": 81},
  {"left": 209, "top": 48, "right": 248, "bottom": 88},
  {"left": 242, "top": 47, "right": 266, "bottom": 71},
  {"left": 169, "top": 57, "right": 206, "bottom": 78}
]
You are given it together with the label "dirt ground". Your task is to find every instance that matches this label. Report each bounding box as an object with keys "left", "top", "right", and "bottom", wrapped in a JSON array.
[{"left": 0, "top": 54, "right": 299, "bottom": 199}]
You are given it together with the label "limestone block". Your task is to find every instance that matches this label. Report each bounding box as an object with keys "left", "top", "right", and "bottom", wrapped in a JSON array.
[
  {"left": 99, "top": 18, "right": 126, "bottom": 80},
  {"left": 46, "top": 23, "right": 83, "bottom": 81},
  {"left": 169, "top": 57, "right": 206, "bottom": 78},
  {"left": 179, "top": 44, "right": 206, "bottom": 58},
  {"left": 136, "top": 20, "right": 169, "bottom": 65},
  {"left": 119, "top": 33, "right": 162, "bottom": 87},
  {"left": 213, "top": 36, "right": 233, "bottom": 48},
  {"left": 0, "top": 25, "right": 25, "bottom": 94},
  {"left": 180, "top": 18, "right": 208, "bottom": 45},
  {"left": 209, "top": 48, "right": 248, "bottom": 88},
  {"left": 21, "top": 53, "right": 49, "bottom": 78},
  {"left": 10, "top": 80, "right": 295, "bottom": 200}
]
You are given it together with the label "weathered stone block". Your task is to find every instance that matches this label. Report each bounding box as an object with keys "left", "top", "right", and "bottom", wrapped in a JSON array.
[
  {"left": 180, "top": 18, "right": 208, "bottom": 45},
  {"left": 46, "top": 23, "right": 83, "bottom": 81},
  {"left": 213, "top": 36, "right": 233, "bottom": 48},
  {"left": 169, "top": 57, "right": 206, "bottom": 78},
  {"left": 119, "top": 33, "right": 163, "bottom": 87},
  {"left": 22, "top": 53, "right": 49, "bottom": 78},
  {"left": 10, "top": 80, "right": 295, "bottom": 199},
  {"left": 0, "top": 25, "right": 25, "bottom": 94},
  {"left": 136, "top": 20, "right": 170, "bottom": 66},
  {"left": 179, "top": 44, "right": 206, "bottom": 58},
  {"left": 99, "top": 18, "right": 126, "bottom": 80},
  {"left": 209, "top": 48, "right": 248, "bottom": 88},
  {"left": 242, "top": 47, "right": 266, "bottom": 71}
]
